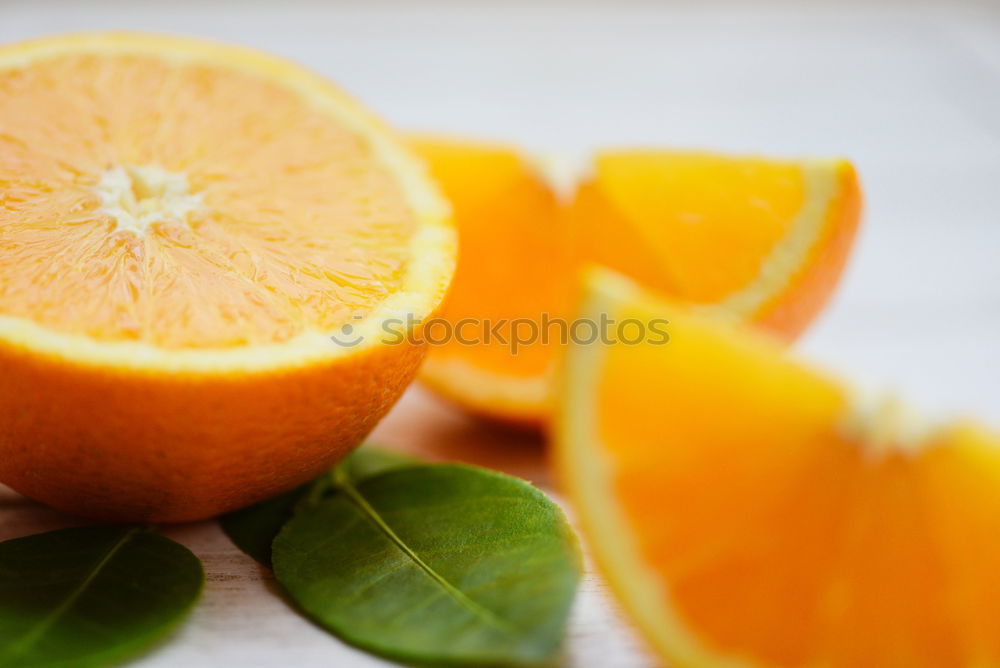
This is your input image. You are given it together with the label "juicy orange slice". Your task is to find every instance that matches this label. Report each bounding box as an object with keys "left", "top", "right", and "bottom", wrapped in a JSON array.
[
  {"left": 0, "top": 33, "right": 454, "bottom": 521},
  {"left": 574, "top": 151, "right": 861, "bottom": 339},
  {"left": 412, "top": 136, "right": 572, "bottom": 422},
  {"left": 414, "top": 140, "right": 861, "bottom": 423},
  {"left": 555, "top": 269, "right": 1000, "bottom": 668}
]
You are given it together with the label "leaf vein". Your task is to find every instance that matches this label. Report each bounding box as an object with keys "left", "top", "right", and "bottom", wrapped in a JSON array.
[
  {"left": 335, "top": 476, "right": 520, "bottom": 638},
  {"left": 1, "top": 526, "right": 142, "bottom": 660}
]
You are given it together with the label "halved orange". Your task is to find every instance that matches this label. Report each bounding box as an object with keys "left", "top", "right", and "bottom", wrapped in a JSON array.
[
  {"left": 413, "top": 140, "right": 861, "bottom": 423},
  {"left": 556, "top": 269, "right": 1000, "bottom": 668},
  {"left": 0, "top": 33, "right": 455, "bottom": 522}
]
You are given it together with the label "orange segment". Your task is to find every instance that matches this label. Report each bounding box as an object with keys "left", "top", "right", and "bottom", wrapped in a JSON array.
[
  {"left": 412, "top": 136, "right": 572, "bottom": 421},
  {"left": 590, "top": 153, "right": 807, "bottom": 303},
  {"left": 577, "top": 151, "right": 862, "bottom": 339},
  {"left": 0, "top": 33, "right": 454, "bottom": 521},
  {"left": 555, "top": 269, "right": 1000, "bottom": 668}
]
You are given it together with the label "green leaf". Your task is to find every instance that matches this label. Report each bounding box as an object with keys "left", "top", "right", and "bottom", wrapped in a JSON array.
[
  {"left": 338, "top": 446, "right": 418, "bottom": 483},
  {"left": 0, "top": 526, "right": 204, "bottom": 668},
  {"left": 220, "top": 446, "right": 416, "bottom": 566},
  {"left": 272, "top": 463, "right": 581, "bottom": 667},
  {"left": 220, "top": 482, "right": 321, "bottom": 567}
]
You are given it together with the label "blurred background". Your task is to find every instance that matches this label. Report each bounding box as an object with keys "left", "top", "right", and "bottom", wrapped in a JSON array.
[{"left": 3, "top": 0, "right": 999, "bottom": 419}]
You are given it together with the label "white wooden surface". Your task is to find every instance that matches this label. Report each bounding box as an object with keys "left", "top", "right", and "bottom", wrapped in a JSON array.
[{"left": 2, "top": 1, "right": 1000, "bottom": 666}]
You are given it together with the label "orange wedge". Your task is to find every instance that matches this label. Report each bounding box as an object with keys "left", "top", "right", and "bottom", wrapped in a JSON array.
[
  {"left": 414, "top": 140, "right": 861, "bottom": 423},
  {"left": 0, "top": 33, "right": 455, "bottom": 522},
  {"left": 412, "top": 137, "right": 573, "bottom": 422},
  {"left": 555, "top": 269, "right": 1000, "bottom": 668},
  {"left": 574, "top": 151, "right": 861, "bottom": 340}
]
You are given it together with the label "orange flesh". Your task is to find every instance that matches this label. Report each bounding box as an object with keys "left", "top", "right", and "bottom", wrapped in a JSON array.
[
  {"left": 413, "top": 138, "right": 572, "bottom": 379},
  {"left": 0, "top": 53, "right": 416, "bottom": 348},
  {"left": 582, "top": 152, "right": 807, "bottom": 304},
  {"left": 571, "top": 282, "right": 1000, "bottom": 667},
  {"left": 416, "top": 140, "right": 860, "bottom": 421}
]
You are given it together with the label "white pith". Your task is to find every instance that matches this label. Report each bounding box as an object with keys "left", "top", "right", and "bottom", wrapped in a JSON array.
[
  {"left": 842, "top": 389, "right": 940, "bottom": 458},
  {"left": 94, "top": 165, "right": 203, "bottom": 235},
  {"left": 524, "top": 150, "right": 590, "bottom": 203}
]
